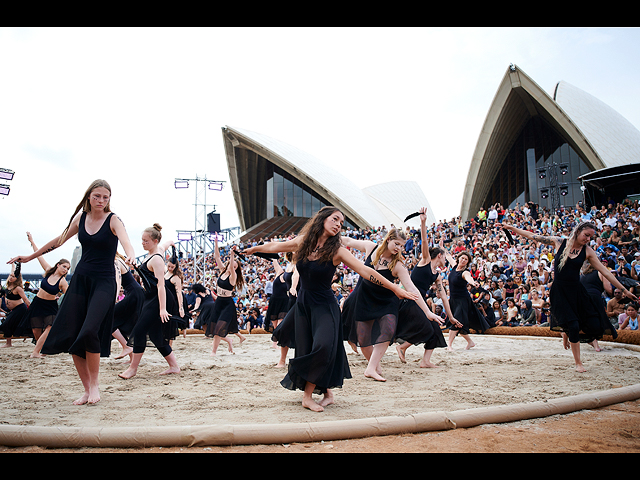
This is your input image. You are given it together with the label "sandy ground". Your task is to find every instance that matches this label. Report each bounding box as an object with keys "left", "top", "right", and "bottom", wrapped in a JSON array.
[{"left": 1, "top": 331, "right": 640, "bottom": 452}]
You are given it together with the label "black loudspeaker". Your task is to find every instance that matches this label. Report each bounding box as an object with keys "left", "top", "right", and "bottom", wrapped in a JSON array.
[{"left": 207, "top": 212, "right": 220, "bottom": 233}]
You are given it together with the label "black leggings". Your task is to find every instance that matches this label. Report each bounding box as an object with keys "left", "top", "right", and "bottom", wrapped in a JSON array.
[{"left": 129, "top": 294, "right": 172, "bottom": 357}]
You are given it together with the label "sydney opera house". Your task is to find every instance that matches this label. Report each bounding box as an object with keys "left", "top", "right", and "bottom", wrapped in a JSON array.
[
  {"left": 461, "top": 64, "right": 640, "bottom": 220},
  {"left": 222, "top": 64, "right": 640, "bottom": 239},
  {"left": 222, "top": 126, "right": 436, "bottom": 240}
]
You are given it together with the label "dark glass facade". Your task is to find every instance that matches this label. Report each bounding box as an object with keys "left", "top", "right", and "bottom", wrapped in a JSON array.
[
  {"left": 483, "top": 116, "right": 592, "bottom": 213},
  {"left": 265, "top": 163, "right": 358, "bottom": 229}
]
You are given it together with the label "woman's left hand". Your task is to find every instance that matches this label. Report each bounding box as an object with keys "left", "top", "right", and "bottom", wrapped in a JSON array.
[{"left": 160, "top": 309, "right": 170, "bottom": 323}]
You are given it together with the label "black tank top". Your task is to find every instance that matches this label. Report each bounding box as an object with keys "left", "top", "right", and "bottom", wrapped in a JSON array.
[{"left": 75, "top": 212, "right": 118, "bottom": 278}]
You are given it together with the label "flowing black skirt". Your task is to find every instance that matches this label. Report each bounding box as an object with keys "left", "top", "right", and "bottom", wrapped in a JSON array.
[
  {"left": 203, "top": 296, "right": 238, "bottom": 338},
  {"left": 0, "top": 303, "right": 29, "bottom": 338},
  {"left": 280, "top": 290, "right": 351, "bottom": 394},
  {"left": 449, "top": 294, "right": 490, "bottom": 336},
  {"left": 41, "top": 273, "right": 116, "bottom": 358},
  {"left": 550, "top": 280, "right": 613, "bottom": 343},
  {"left": 112, "top": 289, "right": 145, "bottom": 340},
  {"left": 395, "top": 299, "right": 446, "bottom": 350}
]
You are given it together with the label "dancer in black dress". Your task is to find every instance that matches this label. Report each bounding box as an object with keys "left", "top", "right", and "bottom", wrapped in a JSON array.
[
  {"left": 203, "top": 236, "right": 246, "bottom": 355},
  {"left": 111, "top": 254, "right": 145, "bottom": 361},
  {"left": 341, "top": 227, "right": 436, "bottom": 381},
  {"left": 581, "top": 257, "right": 617, "bottom": 352},
  {"left": 502, "top": 221, "right": 635, "bottom": 372},
  {"left": 163, "top": 244, "right": 188, "bottom": 343},
  {"left": 119, "top": 224, "right": 180, "bottom": 379},
  {"left": 272, "top": 252, "right": 299, "bottom": 368},
  {"left": 265, "top": 257, "right": 290, "bottom": 334},
  {"left": 395, "top": 208, "right": 458, "bottom": 367},
  {"left": 0, "top": 262, "right": 30, "bottom": 347},
  {"left": 445, "top": 250, "right": 490, "bottom": 351},
  {"left": 8, "top": 179, "right": 136, "bottom": 404},
  {"left": 245, "top": 206, "right": 418, "bottom": 411},
  {"left": 19, "top": 232, "right": 70, "bottom": 357}
]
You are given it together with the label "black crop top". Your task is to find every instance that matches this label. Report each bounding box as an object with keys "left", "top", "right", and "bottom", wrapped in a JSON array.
[{"left": 40, "top": 275, "right": 62, "bottom": 295}]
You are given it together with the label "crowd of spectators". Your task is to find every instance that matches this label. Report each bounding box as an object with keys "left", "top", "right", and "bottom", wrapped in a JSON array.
[{"left": 173, "top": 199, "right": 640, "bottom": 334}]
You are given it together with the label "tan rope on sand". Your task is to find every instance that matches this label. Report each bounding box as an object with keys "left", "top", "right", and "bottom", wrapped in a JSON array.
[{"left": 1, "top": 384, "right": 639, "bottom": 448}]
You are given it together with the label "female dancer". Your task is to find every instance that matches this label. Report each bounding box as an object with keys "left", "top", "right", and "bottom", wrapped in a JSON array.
[
  {"left": 111, "top": 253, "right": 145, "bottom": 361},
  {"left": 341, "top": 227, "right": 439, "bottom": 381},
  {"left": 395, "top": 208, "right": 457, "bottom": 368},
  {"left": 245, "top": 207, "right": 418, "bottom": 411},
  {"left": 8, "top": 179, "right": 135, "bottom": 405},
  {"left": 445, "top": 250, "right": 490, "bottom": 351},
  {"left": 265, "top": 257, "right": 291, "bottom": 334},
  {"left": 502, "top": 221, "right": 636, "bottom": 372},
  {"left": 272, "top": 253, "right": 299, "bottom": 368},
  {"left": 0, "top": 262, "right": 31, "bottom": 347},
  {"left": 20, "top": 232, "right": 70, "bottom": 357},
  {"left": 119, "top": 224, "right": 180, "bottom": 379},
  {"left": 580, "top": 256, "right": 616, "bottom": 352},
  {"left": 165, "top": 246, "right": 189, "bottom": 339},
  {"left": 203, "top": 236, "right": 246, "bottom": 355}
]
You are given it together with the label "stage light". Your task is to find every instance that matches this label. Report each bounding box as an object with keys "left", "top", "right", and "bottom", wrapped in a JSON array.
[
  {"left": 174, "top": 179, "right": 189, "bottom": 189},
  {"left": 538, "top": 168, "right": 546, "bottom": 179},
  {"left": 540, "top": 188, "right": 549, "bottom": 199},
  {"left": 177, "top": 232, "right": 192, "bottom": 241},
  {"left": 208, "top": 181, "right": 223, "bottom": 191},
  {"left": 560, "top": 185, "right": 569, "bottom": 196},
  {"left": 560, "top": 164, "right": 569, "bottom": 175},
  {"left": 0, "top": 168, "right": 14, "bottom": 181},
  {"left": 0, "top": 184, "right": 10, "bottom": 195}
]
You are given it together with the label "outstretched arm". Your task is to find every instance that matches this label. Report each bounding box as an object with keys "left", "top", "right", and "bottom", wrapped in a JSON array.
[{"left": 336, "top": 247, "right": 418, "bottom": 301}]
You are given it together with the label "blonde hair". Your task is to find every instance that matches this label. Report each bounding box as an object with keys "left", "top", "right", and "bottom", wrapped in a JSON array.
[
  {"left": 60, "top": 179, "right": 112, "bottom": 245},
  {"left": 557, "top": 222, "right": 596, "bottom": 272},
  {"left": 373, "top": 228, "right": 407, "bottom": 273}
]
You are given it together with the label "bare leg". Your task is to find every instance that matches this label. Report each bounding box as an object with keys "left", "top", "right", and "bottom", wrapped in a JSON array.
[
  {"left": 276, "top": 346, "right": 288, "bottom": 368},
  {"left": 446, "top": 330, "right": 457, "bottom": 351},
  {"left": 419, "top": 348, "right": 440, "bottom": 368},
  {"left": 72, "top": 352, "right": 101, "bottom": 404},
  {"left": 570, "top": 341, "right": 587, "bottom": 372},
  {"left": 302, "top": 382, "right": 323, "bottom": 412},
  {"left": 112, "top": 329, "right": 133, "bottom": 360},
  {"left": 31, "top": 326, "right": 51, "bottom": 358},
  {"left": 318, "top": 388, "right": 334, "bottom": 407},
  {"left": 160, "top": 351, "right": 180, "bottom": 375},
  {"left": 396, "top": 342, "right": 411, "bottom": 363},
  {"left": 119, "top": 352, "right": 144, "bottom": 379},
  {"left": 364, "top": 342, "right": 388, "bottom": 381}
]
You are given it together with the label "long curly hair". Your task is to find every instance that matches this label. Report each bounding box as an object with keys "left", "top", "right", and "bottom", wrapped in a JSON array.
[
  {"left": 557, "top": 221, "right": 597, "bottom": 272},
  {"left": 294, "top": 206, "right": 343, "bottom": 264},
  {"left": 373, "top": 228, "right": 406, "bottom": 273}
]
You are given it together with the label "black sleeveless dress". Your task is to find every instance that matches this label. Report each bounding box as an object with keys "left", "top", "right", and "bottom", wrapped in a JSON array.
[
  {"left": 580, "top": 269, "right": 617, "bottom": 340},
  {"left": 112, "top": 270, "right": 145, "bottom": 341},
  {"left": 42, "top": 212, "right": 118, "bottom": 358},
  {"left": 127, "top": 253, "right": 173, "bottom": 357},
  {"left": 448, "top": 267, "right": 490, "bottom": 335},
  {"left": 395, "top": 262, "right": 447, "bottom": 350},
  {"left": 0, "top": 289, "right": 28, "bottom": 338},
  {"left": 203, "top": 275, "right": 238, "bottom": 338},
  {"left": 265, "top": 272, "right": 291, "bottom": 332},
  {"left": 550, "top": 240, "right": 612, "bottom": 343},
  {"left": 342, "top": 245, "right": 399, "bottom": 347},
  {"left": 280, "top": 258, "right": 351, "bottom": 394}
]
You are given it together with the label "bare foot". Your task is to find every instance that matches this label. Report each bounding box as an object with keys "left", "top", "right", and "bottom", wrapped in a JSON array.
[
  {"left": 73, "top": 393, "right": 89, "bottom": 405},
  {"left": 364, "top": 368, "right": 386, "bottom": 382},
  {"left": 418, "top": 361, "right": 440, "bottom": 368},
  {"left": 302, "top": 398, "right": 324, "bottom": 412},
  {"left": 562, "top": 334, "right": 570, "bottom": 350},
  {"left": 118, "top": 367, "right": 137, "bottom": 379},
  {"left": 348, "top": 342, "right": 359, "bottom": 354},
  {"left": 589, "top": 340, "right": 602, "bottom": 352},
  {"left": 396, "top": 345, "right": 407, "bottom": 363},
  {"left": 115, "top": 346, "right": 133, "bottom": 360},
  {"left": 87, "top": 387, "right": 101, "bottom": 404},
  {"left": 575, "top": 363, "right": 587, "bottom": 373},
  {"left": 318, "top": 391, "right": 334, "bottom": 407},
  {"left": 275, "top": 361, "right": 286, "bottom": 368},
  {"left": 160, "top": 366, "right": 180, "bottom": 375},
  {"left": 465, "top": 341, "right": 476, "bottom": 350},
  {"left": 30, "top": 353, "right": 46, "bottom": 359}
]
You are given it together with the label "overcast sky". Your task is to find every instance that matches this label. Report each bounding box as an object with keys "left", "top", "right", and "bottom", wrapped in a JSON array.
[{"left": 2, "top": 27, "right": 640, "bottom": 274}]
